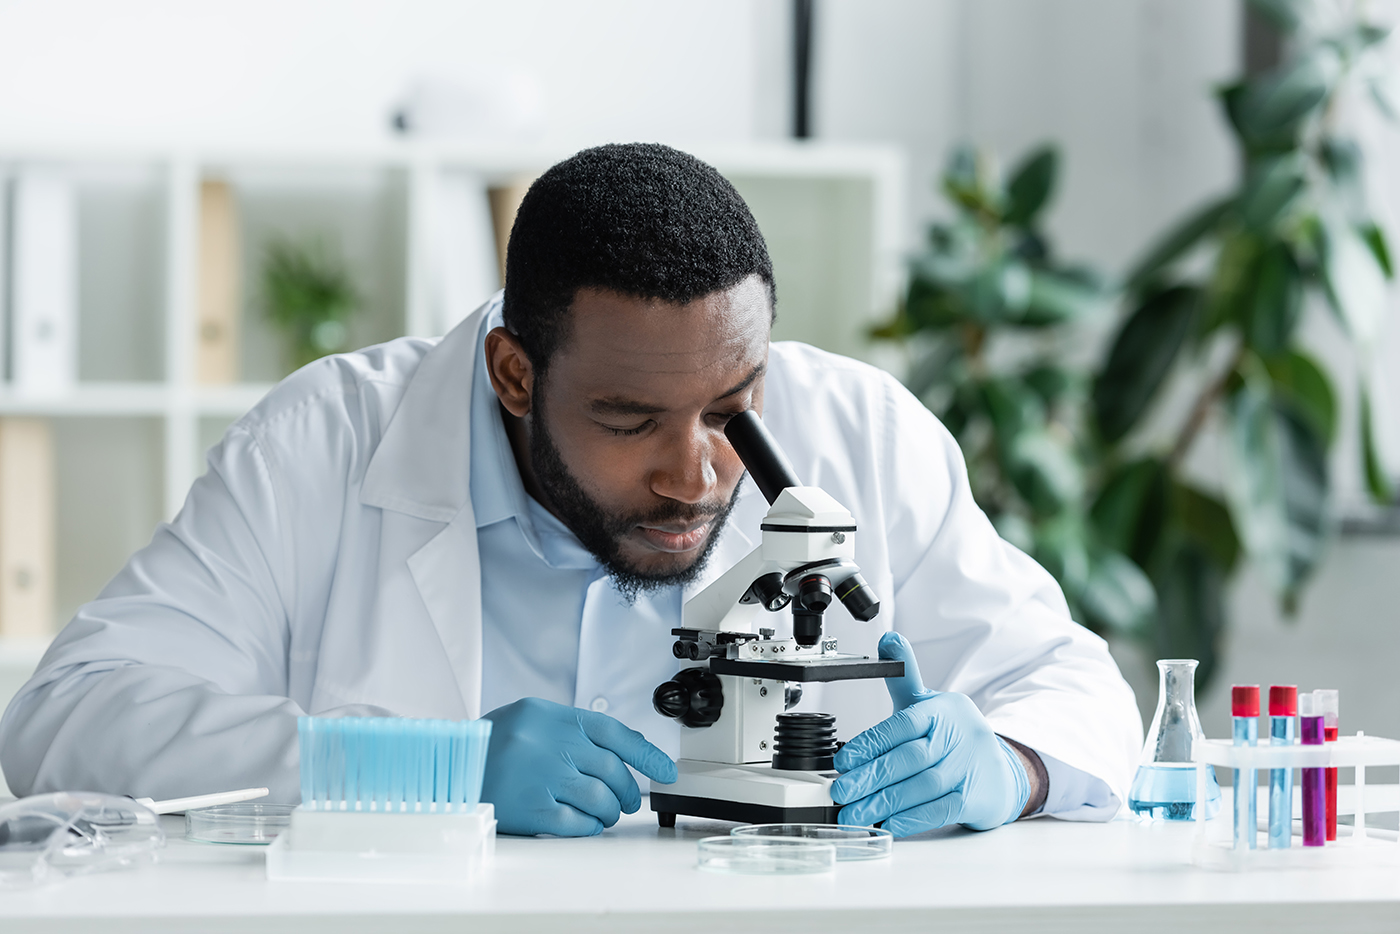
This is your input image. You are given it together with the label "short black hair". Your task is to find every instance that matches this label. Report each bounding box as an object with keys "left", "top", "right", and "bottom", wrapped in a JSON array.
[{"left": 501, "top": 143, "right": 775, "bottom": 374}]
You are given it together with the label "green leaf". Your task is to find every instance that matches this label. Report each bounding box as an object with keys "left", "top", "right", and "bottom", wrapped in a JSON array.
[
  {"left": 1003, "top": 146, "right": 1058, "bottom": 227},
  {"left": 1033, "top": 513, "right": 1092, "bottom": 598},
  {"left": 1239, "top": 155, "right": 1307, "bottom": 232},
  {"left": 1018, "top": 269, "right": 1106, "bottom": 325},
  {"left": 1093, "top": 286, "right": 1200, "bottom": 443},
  {"left": 1079, "top": 549, "right": 1157, "bottom": 637},
  {"left": 1124, "top": 197, "right": 1233, "bottom": 293},
  {"left": 1005, "top": 429, "right": 1084, "bottom": 516},
  {"left": 1321, "top": 137, "right": 1365, "bottom": 220},
  {"left": 1173, "top": 483, "right": 1242, "bottom": 573},
  {"left": 1361, "top": 387, "right": 1393, "bottom": 504},
  {"left": 1090, "top": 458, "right": 1169, "bottom": 568},
  {"left": 1320, "top": 212, "right": 1389, "bottom": 345},
  {"left": 1359, "top": 222, "right": 1394, "bottom": 279},
  {"left": 1151, "top": 540, "right": 1227, "bottom": 691},
  {"left": 1023, "top": 364, "right": 1077, "bottom": 407},
  {"left": 1265, "top": 350, "right": 1337, "bottom": 444},
  {"left": 1244, "top": 242, "right": 1303, "bottom": 355},
  {"left": 1228, "top": 48, "right": 1340, "bottom": 146},
  {"left": 942, "top": 144, "right": 997, "bottom": 216},
  {"left": 981, "top": 378, "right": 1045, "bottom": 440},
  {"left": 1222, "top": 378, "right": 1329, "bottom": 605}
]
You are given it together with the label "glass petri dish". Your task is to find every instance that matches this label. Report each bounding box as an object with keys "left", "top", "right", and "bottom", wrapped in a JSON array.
[
  {"left": 696, "top": 835, "right": 836, "bottom": 875},
  {"left": 185, "top": 803, "right": 295, "bottom": 845},
  {"left": 731, "top": 823, "right": 893, "bottom": 861}
]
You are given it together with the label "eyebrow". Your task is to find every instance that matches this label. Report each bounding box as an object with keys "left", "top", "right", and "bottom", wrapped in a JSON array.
[{"left": 588, "top": 362, "right": 766, "bottom": 417}]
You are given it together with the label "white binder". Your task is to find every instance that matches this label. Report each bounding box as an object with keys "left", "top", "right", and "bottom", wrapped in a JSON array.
[{"left": 11, "top": 171, "right": 77, "bottom": 394}]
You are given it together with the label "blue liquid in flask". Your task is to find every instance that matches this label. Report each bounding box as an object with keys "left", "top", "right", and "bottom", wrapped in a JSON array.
[{"left": 1128, "top": 764, "right": 1221, "bottom": 821}]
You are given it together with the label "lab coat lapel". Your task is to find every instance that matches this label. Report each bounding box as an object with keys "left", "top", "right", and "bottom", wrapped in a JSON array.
[{"left": 362, "top": 300, "right": 496, "bottom": 717}]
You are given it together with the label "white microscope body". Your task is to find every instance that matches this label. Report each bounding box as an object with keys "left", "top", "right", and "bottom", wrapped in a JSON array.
[{"left": 649, "top": 411, "right": 899, "bottom": 826}]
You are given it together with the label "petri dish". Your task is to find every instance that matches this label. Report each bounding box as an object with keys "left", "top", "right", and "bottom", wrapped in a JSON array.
[
  {"left": 185, "top": 803, "right": 295, "bottom": 845},
  {"left": 731, "top": 823, "right": 893, "bottom": 861},
  {"left": 696, "top": 835, "right": 836, "bottom": 875}
]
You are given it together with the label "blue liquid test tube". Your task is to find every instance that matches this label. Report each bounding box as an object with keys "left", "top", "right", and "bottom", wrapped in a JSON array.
[
  {"left": 1267, "top": 685, "right": 1297, "bottom": 849},
  {"left": 1231, "top": 685, "right": 1259, "bottom": 850}
]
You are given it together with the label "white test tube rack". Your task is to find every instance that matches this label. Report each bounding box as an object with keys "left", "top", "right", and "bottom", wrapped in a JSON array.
[{"left": 1191, "top": 732, "right": 1400, "bottom": 871}]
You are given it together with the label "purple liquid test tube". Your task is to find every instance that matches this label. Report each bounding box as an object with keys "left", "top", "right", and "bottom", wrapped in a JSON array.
[{"left": 1299, "top": 692, "right": 1326, "bottom": 847}]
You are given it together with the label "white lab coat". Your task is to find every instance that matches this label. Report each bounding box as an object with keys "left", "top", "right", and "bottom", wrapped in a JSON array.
[{"left": 0, "top": 299, "right": 1143, "bottom": 816}]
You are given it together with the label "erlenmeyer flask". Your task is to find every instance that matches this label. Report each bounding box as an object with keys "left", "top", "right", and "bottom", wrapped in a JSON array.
[{"left": 1128, "top": 658, "right": 1221, "bottom": 821}]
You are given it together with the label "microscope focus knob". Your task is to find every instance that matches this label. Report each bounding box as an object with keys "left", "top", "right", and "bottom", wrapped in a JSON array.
[{"left": 652, "top": 668, "right": 724, "bottom": 728}]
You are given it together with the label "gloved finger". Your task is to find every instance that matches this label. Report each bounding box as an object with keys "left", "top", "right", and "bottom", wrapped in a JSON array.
[
  {"left": 835, "top": 761, "right": 963, "bottom": 827},
  {"left": 833, "top": 701, "right": 940, "bottom": 772},
  {"left": 535, "top": 802, "right": 607, "bottom": 838},
  {"left": 565, "top": 742, "right": 644, "bottom": 814},
  {"left": 878, "top": 632, "right": 936, "bottom": 711},
  {"left": 577, "top": 710, "right": 678, "bottom": 784},
  {"left": 553, "top": 771, "right": 624, "bottom": 829},
  {"left": 830, "top": 732, "right": 950, "bottom": 804},
  {"left": 883, "top": 790, "right": 968, "bottom": 838}
]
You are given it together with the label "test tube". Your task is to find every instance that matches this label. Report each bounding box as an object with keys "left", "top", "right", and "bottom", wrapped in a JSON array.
[
  {"left": 1267, "top": 685, "right": 1296, "bottom": 849},
  {"left": 1315, "top": 689, "right": 1339, "bottom": 842},
  {"left": 1231, "top": 685, "right": 1259, "bottom": 850},
  {"left": 1299, "top": 692, "right": 1325, "bottom": 847}
]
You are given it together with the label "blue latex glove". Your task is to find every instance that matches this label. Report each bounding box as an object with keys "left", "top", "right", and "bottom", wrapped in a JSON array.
[
  {"left": 831, "top": 632, "right": 1031, "bottom": 836},
  {"left": 481, "top": 697, "right": 678, "bottom": 836}
]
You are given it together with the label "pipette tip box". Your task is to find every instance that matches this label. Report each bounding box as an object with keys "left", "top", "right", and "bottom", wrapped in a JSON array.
[{"left": 265, "top": 802, "right": 496, "bottom": 884}]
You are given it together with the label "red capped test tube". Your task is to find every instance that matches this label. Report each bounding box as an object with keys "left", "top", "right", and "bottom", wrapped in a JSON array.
[
  {"left": 1299, "top": 692, "right": 1326, "bottom": 847},
  {"left": 1315, "top": 689, "right": 1339, "bottom": 841}
]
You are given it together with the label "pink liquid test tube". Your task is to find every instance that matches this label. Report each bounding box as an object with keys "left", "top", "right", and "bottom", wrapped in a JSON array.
[
  {"left": 1315, "top": 689, "right": 1339, "bottom": 841},
  {"left": 1299, "top": 692, "right": 1326, "bottom": 847}
]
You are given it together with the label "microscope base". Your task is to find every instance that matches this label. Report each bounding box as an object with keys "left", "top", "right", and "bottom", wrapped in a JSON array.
[
  {"left": 650, "top": 792, "right": 838, "bottom": 826},
  {"left": 650, "top": 758, "right": 839, "bottom": 827}
]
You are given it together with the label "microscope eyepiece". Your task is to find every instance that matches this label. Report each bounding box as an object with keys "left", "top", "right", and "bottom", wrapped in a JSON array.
[{"left": 725, "top": 410, "right": 800, "bottom": 505}]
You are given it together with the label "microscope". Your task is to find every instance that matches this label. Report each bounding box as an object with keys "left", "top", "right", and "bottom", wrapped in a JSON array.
[{"left": 649, "top": 410, "right": 902, "bottom": 826}]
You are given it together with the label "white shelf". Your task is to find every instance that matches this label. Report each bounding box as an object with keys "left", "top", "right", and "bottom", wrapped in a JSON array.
[{"left": 0, "top": 383, "right": 276, "bottom": 417}]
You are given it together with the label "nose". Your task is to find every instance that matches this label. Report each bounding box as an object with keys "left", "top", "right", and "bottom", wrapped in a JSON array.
[{"left": 650, "top": 421, "right": 722, "bottom": 505}]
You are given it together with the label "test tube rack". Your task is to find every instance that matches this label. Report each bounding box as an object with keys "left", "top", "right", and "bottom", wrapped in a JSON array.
[{"left": 1191, "top": 733, "right": 1400, "bottom": 871}]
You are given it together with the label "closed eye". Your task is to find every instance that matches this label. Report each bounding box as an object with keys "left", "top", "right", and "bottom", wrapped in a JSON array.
[{"left": 601, "top": 421, "right": 652, "bottom": 436}]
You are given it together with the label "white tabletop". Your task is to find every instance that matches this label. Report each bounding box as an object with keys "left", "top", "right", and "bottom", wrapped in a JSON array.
[{"left": 3, "top": 798, "right": 1399, "bottom": 934}]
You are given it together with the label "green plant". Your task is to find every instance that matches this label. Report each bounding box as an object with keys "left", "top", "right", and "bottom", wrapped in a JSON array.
[
  {"left": 873, "top": 145, "right": 1157, "bottom": 639},
  {"left": 879, "top": 0, "right": 1396, "bottom": 689},
  {"left": 263, "top": 236, "right": 360, "bottom": 371},
  {"left": 1091, "top": 0, "right": 1394, "bottom": 683}
]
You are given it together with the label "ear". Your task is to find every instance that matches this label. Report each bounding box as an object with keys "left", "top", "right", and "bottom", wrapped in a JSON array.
[{"left": 484, "top": 327, "right": 535, "bottom": 418}]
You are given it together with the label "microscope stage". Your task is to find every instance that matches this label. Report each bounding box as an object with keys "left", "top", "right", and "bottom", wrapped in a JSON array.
[{"left": 709, "top": 655, "right": 903, "bottom": 682}]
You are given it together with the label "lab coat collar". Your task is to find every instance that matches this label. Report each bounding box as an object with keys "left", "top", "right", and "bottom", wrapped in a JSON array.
[{"left": 360, "top": 298, "right": 497, "bottom": 521}]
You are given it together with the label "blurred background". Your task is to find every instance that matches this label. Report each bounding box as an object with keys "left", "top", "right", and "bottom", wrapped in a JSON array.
[{"left": 0, "top": 0, "right": 1397, "bottom": 796}]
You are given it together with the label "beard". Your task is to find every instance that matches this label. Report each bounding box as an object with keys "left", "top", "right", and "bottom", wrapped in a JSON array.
[{"left": 526, "top": 388, "right": 743, "bottom": 603}]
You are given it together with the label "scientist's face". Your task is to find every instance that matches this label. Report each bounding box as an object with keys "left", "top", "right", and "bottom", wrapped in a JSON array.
[{"left": 487, "top": 275, "right": 770, "bottom": 598}]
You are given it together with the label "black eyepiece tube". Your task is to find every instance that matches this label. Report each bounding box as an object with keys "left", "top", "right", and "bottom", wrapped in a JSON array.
[{"left": 725, "top": 410, "right": 801, "bottom": 504}]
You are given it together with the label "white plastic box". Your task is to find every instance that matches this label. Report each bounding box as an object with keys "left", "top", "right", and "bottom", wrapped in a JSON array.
[{"left": 266, "top": 802, "right": 496, "bottom": 884}]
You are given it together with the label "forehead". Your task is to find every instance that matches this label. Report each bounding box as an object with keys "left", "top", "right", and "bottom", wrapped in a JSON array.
[{"left": 551, "top": 276, "right": 771, "bottom": 399}]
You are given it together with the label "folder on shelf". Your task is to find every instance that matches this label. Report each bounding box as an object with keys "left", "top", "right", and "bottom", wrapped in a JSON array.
[
  {"left": 0, "top": 417, "right": 55, "bottom": 638},
  {"left": 197, "top": 179, "right": 241, "bottom": 384},
  {"left": 10, "top": 171, "right": 77, "bottom": 395},
  {"left": 487, "top": 175, "right": 536, "bottom": 286},
  {"left": 432, "top": 171, "right": 499, "bottom": 335}
]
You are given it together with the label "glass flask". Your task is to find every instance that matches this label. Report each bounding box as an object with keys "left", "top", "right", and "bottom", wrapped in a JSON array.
[{"left": 1128, "top": 658, "right": 1221, "bottom": 821}]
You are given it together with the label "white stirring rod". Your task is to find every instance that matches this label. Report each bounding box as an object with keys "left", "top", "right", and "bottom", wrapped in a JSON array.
[{"left": 134, "top": 786, "right": 270, "bottom": 814}]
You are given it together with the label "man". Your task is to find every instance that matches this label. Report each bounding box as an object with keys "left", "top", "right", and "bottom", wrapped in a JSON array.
[{"left": 0, "top": 144, "right": 1141, "bottom": 837}]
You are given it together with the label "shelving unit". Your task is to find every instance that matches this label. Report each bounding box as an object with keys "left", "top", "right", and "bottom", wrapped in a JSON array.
[{"left": 0, "top": 142, "right": 907, "bottom": 789}]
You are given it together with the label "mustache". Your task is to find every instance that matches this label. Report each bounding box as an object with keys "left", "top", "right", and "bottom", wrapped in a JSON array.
[{"left": 614, "top": 498, "right": 731, "bottom": 531}]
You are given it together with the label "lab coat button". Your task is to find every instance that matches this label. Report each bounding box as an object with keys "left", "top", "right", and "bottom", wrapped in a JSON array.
[{"left": 590, "top": 696, "right": 609, "bottom": 713}]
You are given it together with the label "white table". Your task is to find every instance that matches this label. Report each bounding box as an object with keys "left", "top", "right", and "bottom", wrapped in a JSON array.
[{"left": 3, "top": 800, "right": 1399, "bottom": 934}]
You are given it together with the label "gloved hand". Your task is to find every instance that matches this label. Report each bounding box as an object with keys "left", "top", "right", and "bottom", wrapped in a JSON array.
[
  {"left": 831, "top": 632, "right": 1030, "bottom": 836},
  {"left": 481, "top": 697, "right": 677, "bottom": 836}
]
